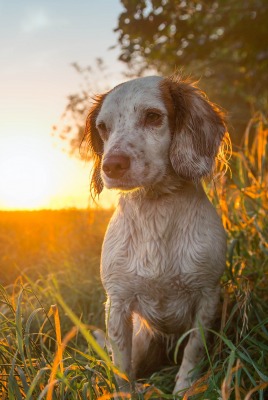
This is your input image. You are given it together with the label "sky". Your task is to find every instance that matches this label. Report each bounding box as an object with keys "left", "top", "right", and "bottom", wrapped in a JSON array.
[{"left": 0, "top": 0, "right": 126, "bottom": 210}]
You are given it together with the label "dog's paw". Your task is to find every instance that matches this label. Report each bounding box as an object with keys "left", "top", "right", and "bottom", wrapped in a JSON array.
[{"left": 172, "top": 374, "right": 191, "bottom": 397}]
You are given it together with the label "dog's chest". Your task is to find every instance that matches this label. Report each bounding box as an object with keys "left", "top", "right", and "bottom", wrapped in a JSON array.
[
  {"left": 101, "top": 195, "right": 208, "bottom": 283},
  {"left": 100, "top": 196, "right": 214, "bottom": 333},
  {"left": 102, "top": 199, "right": 182, "bottom": 279},
  {"left": 133, "top": 273, "right": 201, "bottom": 333}
]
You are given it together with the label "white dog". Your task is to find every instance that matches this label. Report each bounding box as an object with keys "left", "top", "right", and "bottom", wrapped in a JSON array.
[{"left": 86, "top": 76, "right": 226, "bottom": 395}]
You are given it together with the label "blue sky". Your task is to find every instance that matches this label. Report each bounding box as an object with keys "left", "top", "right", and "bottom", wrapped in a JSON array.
[
  {"left": 1, "top": 0, "right": 124, "bottom": 113},
  {"left": 0, "top": 0, "right": 125, "bottom": 209}
]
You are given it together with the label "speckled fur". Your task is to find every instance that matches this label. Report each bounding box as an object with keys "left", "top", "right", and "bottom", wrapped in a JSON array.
[{"left": 85, "top": 76, "right": 227, "bottom": 395}]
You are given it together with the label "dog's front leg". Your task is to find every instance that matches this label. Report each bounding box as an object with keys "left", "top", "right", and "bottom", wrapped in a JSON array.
[
  {"left": 106, "top": 298, "right": 133, "bottom": 394},
  {"left": 173, "top": 288, "right": 220, "bottom": 395}
]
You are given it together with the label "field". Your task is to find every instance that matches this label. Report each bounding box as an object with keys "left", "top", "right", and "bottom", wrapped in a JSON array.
[{"left": 0, "top": 115, "right": 267, "bottom": 399}]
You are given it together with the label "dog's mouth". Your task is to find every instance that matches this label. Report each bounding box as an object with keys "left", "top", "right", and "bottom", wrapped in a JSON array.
[{"left": 102, "top": 173, "right": 141, "bottom": 191}]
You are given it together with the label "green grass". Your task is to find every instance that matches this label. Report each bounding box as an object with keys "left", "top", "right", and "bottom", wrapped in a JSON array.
[{"left": 0, "top": 114, "right": 267, "bottom": 399}]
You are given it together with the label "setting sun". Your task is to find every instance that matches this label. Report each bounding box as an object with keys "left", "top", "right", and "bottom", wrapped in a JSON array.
[
  {"left": 0, "top": 123, "right": 116, "bottom": 210},
  {"left": 0, "top": 124, "right": 94, "bottom": 210},
  {"left": 0, "top": 131, "right": 58, "bottom": 209},
  {"left": 0, "top": 153, "right": 53, "bottom": 209}
]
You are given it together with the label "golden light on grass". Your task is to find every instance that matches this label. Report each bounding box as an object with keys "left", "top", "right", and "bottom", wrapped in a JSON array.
[{"left": 0, "top": 114, "right": 267, "bottom": 400}]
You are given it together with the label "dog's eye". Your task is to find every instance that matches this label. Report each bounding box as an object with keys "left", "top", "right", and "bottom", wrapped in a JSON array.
[
  {"left": 145, "top": 111, "right": 162, "bottom": 125},
  {"left": 97, "top": 122, "right": 106, "bottom": 132},
  {"left": 97, "top": 122, "right": 108, "bottom": 139}
]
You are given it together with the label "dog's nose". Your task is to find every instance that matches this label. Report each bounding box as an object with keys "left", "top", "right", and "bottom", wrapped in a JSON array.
[{"left": 102, "top": 154, "right": 130, "bottom": 179}]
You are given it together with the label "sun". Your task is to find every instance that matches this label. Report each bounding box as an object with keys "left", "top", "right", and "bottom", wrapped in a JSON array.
[
  {"left": 0, "top": 124, "right": 117, "bottom": 210},
  {"left": 0, "top": 154, "right": 52, "bottom": 209},
  {"left": 0, "top": 132, "right": 56, "bottom": 210}
]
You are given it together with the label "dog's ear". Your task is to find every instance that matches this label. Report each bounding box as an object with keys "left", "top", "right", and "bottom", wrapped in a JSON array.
[
  {"left": 84, "top": 94, "right": 106, "bottom": 197},
  {"left": 162, "top": 78, "right": 226, "bottom": 181}
]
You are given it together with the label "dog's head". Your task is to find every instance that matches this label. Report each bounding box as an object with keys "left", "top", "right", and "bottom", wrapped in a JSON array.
[{"left": 85, "top": 76, "right": 226, "bottom": 196}]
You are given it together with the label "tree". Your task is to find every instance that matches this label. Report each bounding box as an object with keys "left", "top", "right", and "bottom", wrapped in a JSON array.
[
  {"left": 52, "top": 59, "right": 113, "bottom": 159},
  {"left": 115, "top": 0, "right": 268, "bottom": 140}
]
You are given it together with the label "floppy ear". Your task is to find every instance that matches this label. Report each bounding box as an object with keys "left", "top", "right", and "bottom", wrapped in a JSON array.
[
  {"left": 84, "top": 94, "right": 106, "bottom": 197},
  {"left": 163, "top": 78, "right": 226, "bottom": 181}
]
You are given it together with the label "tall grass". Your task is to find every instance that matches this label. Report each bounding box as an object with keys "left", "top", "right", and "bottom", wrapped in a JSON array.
[
  {"left": 0, "top": 209, "right": 112, "bottom": 286},
  {"left": 0, "top": 114, "right": 267, "bottom": 399}
]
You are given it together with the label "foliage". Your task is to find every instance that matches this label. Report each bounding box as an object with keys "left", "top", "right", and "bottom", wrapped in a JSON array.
[
  {"left": 115, "top": 0, "right": 268, "bottom": 139},
  {"left": 52, "top": 60, "right": 112, "bottom": 160},
  {"left": 54, "top": 1, "right": 268, "bottom": 156},
  {"left": 0, "top": 116, "right": 268, "bottom": 398}
]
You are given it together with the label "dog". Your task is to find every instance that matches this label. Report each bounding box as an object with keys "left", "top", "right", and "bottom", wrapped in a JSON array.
[{"left": 85, "top": 75, "right": 227, "bottom": 395}]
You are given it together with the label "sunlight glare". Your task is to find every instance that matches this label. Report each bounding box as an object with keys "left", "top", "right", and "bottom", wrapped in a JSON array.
[
  {"left": 1, "top": 154, "right": 52, "bottom": 209},
  {"left": 0, "top": 130, "right": 57, "bottom": 209},
  {"left": 0, "top": 123, "right": 117, "bottom": 210}
]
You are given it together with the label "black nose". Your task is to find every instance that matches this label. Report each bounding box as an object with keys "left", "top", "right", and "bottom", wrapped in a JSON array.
[{"left": 102, "top": 154, "right": 130, "bottom": 179}]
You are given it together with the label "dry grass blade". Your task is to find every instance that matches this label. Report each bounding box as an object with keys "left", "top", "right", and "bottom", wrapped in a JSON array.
[
  {"left": 51, "top": 304, "right": 63, "bottom": 374},
  {"left": 46, "top": 325, "right": 78, "bottom": 400},
  {"left": 244, "top": 382, "right": 268, "bottom": 400},
  {"left": 54, "top": 289, "right": 128, "bottom": 382},
  {"left": 221, "top": 358, "right": 243, "bottom": 400},
  {"left": 98, "top": 393, "right": 132, "bottom": 399}
]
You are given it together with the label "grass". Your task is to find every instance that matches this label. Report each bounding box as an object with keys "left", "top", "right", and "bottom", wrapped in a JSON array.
[{"left": 0, "top": 113, "right": 267, "bottom": 399}]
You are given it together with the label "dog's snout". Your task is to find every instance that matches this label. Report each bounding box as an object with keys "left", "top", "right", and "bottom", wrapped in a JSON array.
[{"left": 102, "top": 154, "right": 130, "bottom": 179}]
